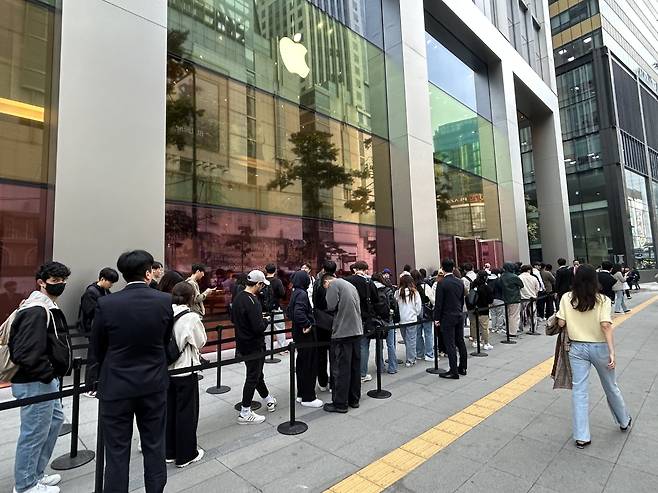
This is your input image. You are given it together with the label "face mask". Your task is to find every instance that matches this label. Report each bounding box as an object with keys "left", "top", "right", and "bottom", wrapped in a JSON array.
[{"left": 45, "top": 283, "right": 66, "bottom": 297}]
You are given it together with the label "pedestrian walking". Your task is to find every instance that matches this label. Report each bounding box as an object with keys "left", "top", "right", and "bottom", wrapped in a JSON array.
[
  {"left": 166, "top": 282, "right": 207, "bottom": 468},
  {"left": 395, "top": 275, "right": 422, "bottom": 367},
  {"left": 556, "top": 264, "right": 631, "bottom": 448},
  {"left": 92, "top": 250, "right": 174, "bottom": 493},
  {"left": 597, "top": 261, "right": 615, "bottom": 305},
  {"left": 611, "top": 264, "right": 630, "bottom": 314},
  {"left": 186, "top": 264, "right": 216, "bottom": 317},
  {"left": 232, "top": 270, "right": 278, "bottom": 424},
  {"left": 7, "top": 261, "right": 73, "bottom": 493}
]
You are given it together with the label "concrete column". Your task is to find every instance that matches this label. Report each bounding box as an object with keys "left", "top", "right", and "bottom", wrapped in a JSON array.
[
  {"left": 382, "top": 0, "right": 440, "bottom": 273},
  {"left": 533, "top": 112, "right": 574, "bottom": 264},
  {"left": 52, "top": 0, "right": 167, "bottom": 318}
]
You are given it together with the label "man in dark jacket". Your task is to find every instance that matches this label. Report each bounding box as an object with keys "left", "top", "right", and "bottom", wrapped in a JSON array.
[
  {"left": 9, "top": 261, "right": 72, "bottom": 493},
  {"left": 554, "top": 257, "right": 574, "bottom": 302},
  {"left": 313, "top": 260, "right": 337, "bottom": 391},
  {"left": 288, "top": 271, "right": 322, "bottom": 408},
  {"left": 433, "top": 258, "right": 467, "bottom": 379},
  {"left": 261, "top": 263, "right": 287, "bottom": 350},
  {"left": 232, "top": 270, "right": 278, "bottom": 424},
  {"left": 598, "top": 260, "right": 616, "bottom": 303},
  {"left": 499, "top": 262, "right": 524, "bottom": 336},
  {"left": 344, "top": 260, "right": 378, "bottom": 383},
  {"left": 91, "top": 250, "right": 173, "bottom": 493},
  {"left": 79, "top": 267, "right": 118, "bottom": 396}
]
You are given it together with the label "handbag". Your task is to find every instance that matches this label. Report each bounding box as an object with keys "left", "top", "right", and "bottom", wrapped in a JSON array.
[{"left": 314, "top": 308, "right": 334, "bottom": 332}]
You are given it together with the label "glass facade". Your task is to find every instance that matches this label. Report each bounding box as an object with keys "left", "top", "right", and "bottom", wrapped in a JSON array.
[
  {"left": 625, "top": 169, "right": 655, "bottom": 268},
  {"left": 426, "top": 29, "right": 503, "bottom": 268},
  {"left": 0, "top": 0, "right": 55, "bottom": 320},
  {"left": 166, "top": 0, "right": 393, "bottom": 314}
]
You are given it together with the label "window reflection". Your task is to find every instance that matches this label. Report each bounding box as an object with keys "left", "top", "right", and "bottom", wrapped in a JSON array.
[{"left": 624, "top": 169, "right": 655, "bottom": 268}]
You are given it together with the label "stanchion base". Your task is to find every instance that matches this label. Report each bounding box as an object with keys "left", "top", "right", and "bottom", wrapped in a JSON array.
[
  {"left": 470, "top": 351, "right": 488, "bottom": 357},
  {"left": 264, "top": 358, "right": 281, "bottom": 364},
  {"left": 500, "top": 340, "right": 517, "bottom": 344},
  {"left": 367, "top": 389, "right": 392, "bottom": 399},
  {"left": 426, "top": 367, "right": 447, "bottom": 374},
  {"left": 277, "top": 420, "right": 308, "bottom": 436},
  {"left": 51, "top": 450, "right": 95, "bottom": 470},
  {"left": 233, "top": 401, "right": 262, "bottom": 411},
  {"left": 58, "top": 423, "right": 72, "bottom": 437},
  {"left": 206, "top": 385, "right": 231, "bottom": 395}
]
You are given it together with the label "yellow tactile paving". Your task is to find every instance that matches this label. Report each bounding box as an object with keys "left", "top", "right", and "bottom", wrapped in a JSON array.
[{"left": 324, "top": 295, "right": 658, "bottom": 493}]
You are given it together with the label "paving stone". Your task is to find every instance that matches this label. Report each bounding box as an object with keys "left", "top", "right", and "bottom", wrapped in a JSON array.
[
  {"left": 616, "top": 434, "right": 658, "bottom": 474},
  {"left": 604, "top": 464, "right": 658, "bottom": 493},
  {"left": 536, "top": 449, "right": 615, "bottom": 493},
  {"left": 447, "top": 424, "right": 516, "bottom": 463},
  {"left": 455, "top": 465, "right": 532, "bottom": 493},
  {"left": 393, "top": 450, "right": 481, "bottom": 493},
  {"left": 488, "top": 435, "right": 561, "bottom": 482}
]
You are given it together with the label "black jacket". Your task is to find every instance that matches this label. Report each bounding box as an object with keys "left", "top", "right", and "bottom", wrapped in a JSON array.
[
  {"left": 597, "top": 271, "right": 616, "bottom": 302},
  {"left": 79, "top": 283, "right": 109, "bottom": 334},
  {"left": 554, "top": 266, "right": 574, "bottom": 296},
  {"left": 232, "top": 289, "right": 268, "bottom": 354},
  {"left": 434, "top": 275, "right": 465, "bottom": 321},
  {"left": 288, "top": 272, "right": 314, "bottom": 341},
  {"left": 345, "top": 274, "right": 378, "bottom": 324},
  {"left": 9, "top": 298, "right": 71, "bottom": 384},
  {"left": 91, "top": 283, "right": 174, "bottom": 401}
]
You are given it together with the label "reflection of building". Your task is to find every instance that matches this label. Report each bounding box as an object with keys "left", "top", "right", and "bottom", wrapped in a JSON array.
[{"left": 547, "top": 0, "right": 658, "bottom": 269}]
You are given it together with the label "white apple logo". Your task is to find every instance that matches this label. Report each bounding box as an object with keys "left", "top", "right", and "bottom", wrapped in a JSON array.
[{"left": 279, "top": 33, "right": 310, "bottom": 79}]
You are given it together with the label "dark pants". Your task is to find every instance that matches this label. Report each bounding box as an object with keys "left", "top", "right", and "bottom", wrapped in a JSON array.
[
  {"left": 101, "top": 392, "right": 167, "bottom": 493},
  {"left": 331, "top": 335, "right": 361, "bottom": 409},
  {"left": 241, "top": 347, "right": 269, "bottom": 408},
  {"left": 538, "top": 294, "right": 555, "bottom": 319},
  {"left": 440, "top": 315, "right": 467, "bottom": 375},
  {"left": 316, "top": 327, "right": 331, "bottom": 388},
  {"left": 166, "top": 374, "right": 199, "bottom": 465},
  {"left": 295, "top": 335, "right": 318, "bottom": 402}
]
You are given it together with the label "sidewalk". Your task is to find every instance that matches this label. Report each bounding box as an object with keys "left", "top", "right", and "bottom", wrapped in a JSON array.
[{"left": 0, "top": 292, "right": 656, "bottom": 492}]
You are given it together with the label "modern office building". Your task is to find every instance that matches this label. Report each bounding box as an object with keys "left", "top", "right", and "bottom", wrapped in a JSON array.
[
  {"left": 0, "top": 0, "right": 572, "bottom": 318},
  {"left": 546, "top": 0, "right": 658, "bottom": 269}
]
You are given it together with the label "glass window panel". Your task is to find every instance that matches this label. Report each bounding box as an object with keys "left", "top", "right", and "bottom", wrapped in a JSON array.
[
  {"left": 307, "top": 0, "right": 383, "bottom": 48},
  {"left": 625, "top": 169, "right": 655, "bottom": 268}
]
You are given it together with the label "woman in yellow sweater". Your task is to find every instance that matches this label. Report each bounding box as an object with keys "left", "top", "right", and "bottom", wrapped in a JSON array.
[{"left": 556, "top": 264, "right": 632, "bottom": 449}]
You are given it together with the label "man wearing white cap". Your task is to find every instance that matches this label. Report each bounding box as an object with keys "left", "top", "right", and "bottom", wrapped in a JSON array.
[{"left": 231, "top": 270, "right": 278, "bottom": 424}]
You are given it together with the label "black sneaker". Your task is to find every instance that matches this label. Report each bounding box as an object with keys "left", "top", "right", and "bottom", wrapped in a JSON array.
[
  {"left": 348, "top": 401, "right": 360, "bottom": 409},
  {"left": 323, "top": 403, "right": 348, "bottom": 413}
]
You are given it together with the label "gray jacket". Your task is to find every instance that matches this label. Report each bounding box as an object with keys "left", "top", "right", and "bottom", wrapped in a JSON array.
[{"left": 326, "top": 278, "right": 363, "bottom": 339}]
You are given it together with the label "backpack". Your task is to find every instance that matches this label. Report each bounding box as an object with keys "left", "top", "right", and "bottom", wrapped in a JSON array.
[
  {"left": 0, "top": 301, "right": 51, "bottom": 382},
  {"left": 259, "top": 284, "right": 276, "bottom": 313},
  {"left": 466, "top": 286, "right": 479, "bottom": 309},
  {"left": 373, "top": 286, "right": 391, "bottom": 321},
  {"left": 417, "top": 282, "right": 433, "bottom": 321},
  {"left": 165, "top": 309, "right": 191, "bottom": 365}
]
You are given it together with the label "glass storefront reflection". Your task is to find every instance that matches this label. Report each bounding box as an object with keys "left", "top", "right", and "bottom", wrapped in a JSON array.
[
  {"left": 165, "top": 202, "right": 394, "bottom": 316},
  {"left": 624, "top": 169, "right": 655, "bottom": 268},
  {"left": 168, "top": 0, "right": 388, "bottom": 138}
]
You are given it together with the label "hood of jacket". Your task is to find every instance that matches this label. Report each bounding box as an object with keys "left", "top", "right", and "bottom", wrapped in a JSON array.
[
  {"left": 19, "top": 290, "right": 58, "bottom": 311},
  {"left": 373, "top": 280, "right": 385, "bottom": 289},
  {"left": 291, "top": 271, "right": 310, "bottom": 291},
  {"left": 173, "top": 304, "right": 192, "bottom": 317}
]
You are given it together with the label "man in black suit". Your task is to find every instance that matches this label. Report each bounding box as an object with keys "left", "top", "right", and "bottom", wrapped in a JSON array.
[
  {"left": 433, "top": 258, "right": 467, "bottom": 379},
  {"left": 554, "top": 257, "right": 574, "bottom": 302},
  {"left": 91, "top": 250, "right": 174, "bottom": 493},
  {"left": 597, "top": 260, "right": 616, "bottom": 303}
]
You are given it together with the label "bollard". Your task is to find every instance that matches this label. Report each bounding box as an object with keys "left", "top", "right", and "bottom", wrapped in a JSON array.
[
  {"left": 277, "top": 342, "right": 308, "bottom": 435},
  {"left": 470, "top": 308, "right": 488, "bottom": 357},
  {"left": 58, "top": 377, "right": 72, "bottom": 437},
  {"left": 207, "top": 325, "right": 230, "bottom": 395},
  {"left": 527, "top": 298, "right": 541, "bottom": 336},
  {"left": 94, "top": 400, "right": 104, "bottom": 493},
  {"left": 500, "top": 303, "right": 517, "bottom": 344},
  {"left": 426, "top": 324, "right": 444, "bottom": 374},
  {"left": 367, "top": 330, "right": 391, "bottom": 399},
  {"left": 52, "top": 357, "right": 95, "bottom": 469},
  {"left": 264, "top": 311, "right": 281, "bottom": 364}
]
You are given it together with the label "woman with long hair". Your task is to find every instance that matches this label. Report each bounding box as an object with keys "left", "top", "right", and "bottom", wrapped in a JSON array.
[
  {"left": 159, "top": 270, "right": 185, "bottom": 294},
  {"left": 611, "top": 264, "right": 630, "bottom": 314},
  {"left": 411, "top": 269, "right": 434, "bottom": 361},
  {"left": 556, "top": 264, "right": 631, "bottom": 449},
  {"left": 467, "top": 270, "right": 494, "bottom": 350},
  {"left": 394, "top": 275, "right": 422, "bottom": 367}
]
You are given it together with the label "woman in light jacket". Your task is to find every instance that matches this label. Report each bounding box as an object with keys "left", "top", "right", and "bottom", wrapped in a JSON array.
[
  {"left": 611, "top": 264, "right": 630, "bottom": 314},
  {"left": 166, "top": 281, "right": 207, "bottom": 468},
  {"left": 556, "top": 264, "right": 631, "bottom": 449},
  {"left": 395, "top": 275, "right": 422, "bottom": 367}
]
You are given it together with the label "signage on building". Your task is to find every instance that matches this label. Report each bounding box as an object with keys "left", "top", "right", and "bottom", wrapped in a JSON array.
[{"left": 636, "top": 67, "right": 658, "bottom": 95}]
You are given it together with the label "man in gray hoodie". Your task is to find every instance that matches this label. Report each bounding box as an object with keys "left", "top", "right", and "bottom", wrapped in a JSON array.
[{"left": 322, "top": 274, "right": 363, "bottom": 413}]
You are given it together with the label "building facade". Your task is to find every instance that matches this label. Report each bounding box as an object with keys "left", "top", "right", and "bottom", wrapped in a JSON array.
[
  {"left": 0, "top": 0, "right": 572, "bottom": 319},
  {"left": 547, "top": 0, "right": 658, "bottom": 269}
]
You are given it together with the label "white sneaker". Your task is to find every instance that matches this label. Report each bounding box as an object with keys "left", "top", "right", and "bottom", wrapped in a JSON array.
[
  {"left": 296, "top": 397, "right": 302, "bottom": 403},
  {"left": 83, "top": 391, "right": 96, "bottom": 398},
  {"left": 424, "top": 355, "right": 434, "bottom": 362},
  {"left": 301, "top": 399, "right": 324, "bottom": 408},
  {"left": 38, "top": 474, "right": 61, "bottom": 487},
  {"left": 484, "top": 344, "right": 493, "bottom": 350},
  {"left": 266, "top": 397, "right": 277, "bottom": 413},
  {"left": 415, "top": 355, "right": 423, "bottom": 360},
  {"left": 361, "top": 374, "right": 372, "bottom": 383},
  {"left": 237, "top": 411, "right": 266, "bottom": 425},
  {"left": 318, "top": 385, "right": 330, "bottom": 392},
  {"left": 471, "top": 342, "right": 479, "bottom": 348},
  {"left": 405, "top": 361, "right": 416, "bottom": 368},
  {"left": 166, "top": 458, "right": 175, "bottom": 464},
  {"left": 177, "top": 448, "right": 204, "bottom": 468},
  {"left": 14, "top": 484, "right": 59, "bottom": 493}
]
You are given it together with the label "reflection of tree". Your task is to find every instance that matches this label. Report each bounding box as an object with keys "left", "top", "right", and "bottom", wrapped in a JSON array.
[
  {"left": 525, "top": 195, "right": 540, "bottom": 244},
  {"left": 345, "top": 138, "right": 376, "bottom": 215},
  {"left": 225, "top": 225, "right": 253, "bottom": 272},
  {"left": 165, "top": 209, "right": 195, "bottom": 242},
  {"left": 434, "top": 164, "right": 452, "bottom": 221}
]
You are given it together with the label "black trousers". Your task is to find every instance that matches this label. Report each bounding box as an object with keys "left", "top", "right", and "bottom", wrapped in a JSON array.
[
  {"left": 101, "top": 391, "right": 167, "bottom": 493},
  {"left": 241, "top": 347, "right": 269, "bottom": 408},
  {"left": 331, "top": 335, "right": 361, "bottom": 409},
  {"left": 166, "top": 374, "right": 199, "bottom": 465},
  {"left": 316, "top": 328, "right": 332, "bottom": 388},
  {"left": 440, "top": 315, "right": 467, "bottom": 375},
  {"left": 538, "top": 294, "right": 555, "bottom": 318}
]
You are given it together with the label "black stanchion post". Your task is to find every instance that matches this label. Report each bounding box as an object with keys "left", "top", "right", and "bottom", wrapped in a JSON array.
[
  {"left": 265, "top": 310, "right": 281, "bottom": 364},
  {"left": 527, "top": 298, "right": 540, "bottom": 336},
  {"left": 94, "top": 400, "right": 104, "bottom": 493},
  {"left": 52, "top": 357, "right": 95, "bottom": 470},
  {"left": 427, "top": 322, "right": 444, "bottom": 374},
  {"left": 470, "top": 308, "right": 488, "bottom": 357},
  {"left": 58, "top": 376, "right": 71, "bottom": 437},
  {"left": 500, "top": 303, "right": 516, "bottom": 344},
  {"left": 367, "top": 329, "right": 391, "bottom": 399},
  {"left": 277, "top": 342, "right": 308, "bottom": 435},
  {"left": 207, "top": 325, "right": 230, "bottom": 395}
]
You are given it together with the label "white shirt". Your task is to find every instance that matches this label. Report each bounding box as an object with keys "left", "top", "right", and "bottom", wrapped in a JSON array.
[
  {"left": 519, "top": 272, "right": 541, "bottom": 299},
  {"left": 394, "top": 288, "right": 422, "bottom": 323}
]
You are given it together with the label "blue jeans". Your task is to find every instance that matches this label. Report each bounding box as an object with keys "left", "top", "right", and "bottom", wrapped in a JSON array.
[
  {"left": 12, "top": 379, "right": 64, "bottom": 492},
  {"left": 386, "top": 328, "right": 398, "bottom": 373},
  {"left": 360, "top": 336, "right": 371, "bottom": 377},
  {"left": 613, "top": 291, "right": 628, "bottom": 313},
  {"left": 569, "top": 342, "right": 630, "bottom": 442},
  {"left": 400, "top": 324, "right": 417, "bottom": 364},
  {"left": 416, "top": 321, "right": 434, "bottom": 358}
]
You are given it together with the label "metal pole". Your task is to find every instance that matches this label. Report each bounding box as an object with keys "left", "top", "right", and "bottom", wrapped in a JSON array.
[
  {"left": 367, "top": 329, "right": 391, "bottom": 398},
  {"left": 207, "top": 325, "right": 230, "bottom": 394},
  {"left": 470, "top": 308, "right": 488, "bottom": 357},
  {"left": 500, "top": 302, "right": 516, "bottom": 344},
  {"left": 427, "top": 322, "right": 443, "bottom": 374},
  {"left": 58, "top": 376, "right": 71, "bottom": 437},
  {"left": 265, "top": 310, "right": 281, "bottom": 364},
  {"left": 277, "top": 342, "right": 308, "bottom": 435}
]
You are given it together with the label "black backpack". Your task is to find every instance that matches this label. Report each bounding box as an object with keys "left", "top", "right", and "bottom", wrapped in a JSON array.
[
  {"left": 165, "top": 309, "right": 191, "bottom": 365},
  {"left": 260, "top": 283, "right": 276, "bottom": 313},
  {"left": 373, "top": 286, "right": 391, "bottom": 321},
  {"left": 466, "top": 286, "right": 479, "bottom": 309}
]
